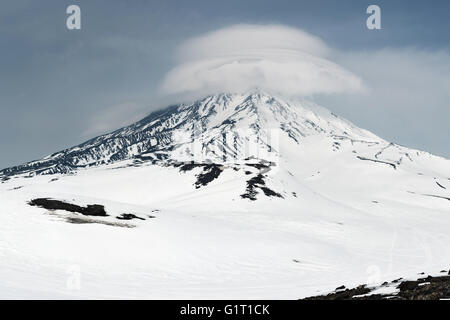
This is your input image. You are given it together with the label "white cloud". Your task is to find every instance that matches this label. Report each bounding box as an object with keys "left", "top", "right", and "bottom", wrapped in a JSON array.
[
  {"left": 82, "top": 102, "right": 149, "bottom": 137},
  {"left": 160, "top": 24, "right": 363, "bottom": 99},
  {"left": 331, "top": 48, "right": 450, "bottom": 112},
  {"left": 317, "top": 48, "right": 450, "bottom": 158}
]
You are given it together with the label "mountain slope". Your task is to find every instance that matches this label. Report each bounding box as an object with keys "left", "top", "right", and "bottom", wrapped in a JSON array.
[
  {"left": 0, "top": 91, "right": 378, "bottom": 177},
  {"left": 0, "top": 91, "right": 449, "bottom": 299}
]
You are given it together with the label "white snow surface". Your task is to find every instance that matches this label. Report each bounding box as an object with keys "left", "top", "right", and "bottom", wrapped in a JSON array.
[{"left": 0, "top": 91, "right": 449, "bottom": 299}]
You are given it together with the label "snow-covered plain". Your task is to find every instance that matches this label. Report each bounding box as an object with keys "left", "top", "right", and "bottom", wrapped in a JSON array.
[{"left": 0, "top": 92, "right": 449, "bottom": 299}]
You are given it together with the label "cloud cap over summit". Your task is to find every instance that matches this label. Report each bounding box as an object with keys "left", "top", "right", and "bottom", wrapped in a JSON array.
[{"left": 161, "top": 24, "right": 363, "bottom": 99}]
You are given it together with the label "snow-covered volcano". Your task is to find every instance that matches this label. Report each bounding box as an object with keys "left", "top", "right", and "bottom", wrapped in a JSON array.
[
  {"left": 0, "top": 91, "right": 376, "bottom": 176},
  {"left": 1, "top": 91, "right": 449, "bottom": 299}
]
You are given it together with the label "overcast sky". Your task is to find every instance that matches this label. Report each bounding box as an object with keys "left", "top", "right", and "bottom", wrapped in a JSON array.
[{"left": 1, "top": 0, "right": 449, "bottom": 169}]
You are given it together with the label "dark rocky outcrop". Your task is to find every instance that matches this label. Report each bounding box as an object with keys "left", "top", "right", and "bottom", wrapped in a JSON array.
[
  {"left": 241, "top": 174, "right": 283, "bottom": 200},
  {"left": 194, "top": 164, "right": 223, "bottom": 188},
  {"left": 304, "top": 272, "right": 450, "bottom": 300},
  {"left": 116, "top": 213, "right": 145, "bottom": 221},
  {"left": 29, "top": 198, "right": 108, "bottom": 217}
]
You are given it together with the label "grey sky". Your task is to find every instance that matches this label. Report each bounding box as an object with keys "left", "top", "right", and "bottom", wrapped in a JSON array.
[{"left": 1, "top": 0, "right": 449, "bottom": 169}]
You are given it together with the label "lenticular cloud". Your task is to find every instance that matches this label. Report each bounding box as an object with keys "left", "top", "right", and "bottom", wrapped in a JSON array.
[{"left": 161, "top": 24, "right": 363, "bottom": 98}]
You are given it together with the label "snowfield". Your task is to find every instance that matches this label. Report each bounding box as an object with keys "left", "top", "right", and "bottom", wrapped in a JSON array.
[{"left": 0, "top": 92, "right": 449, "bottom": 299}]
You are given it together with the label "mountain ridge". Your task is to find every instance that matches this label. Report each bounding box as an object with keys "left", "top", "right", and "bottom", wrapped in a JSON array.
[{"left": 0, "top": 91, "right": 381, "bottom": 178}]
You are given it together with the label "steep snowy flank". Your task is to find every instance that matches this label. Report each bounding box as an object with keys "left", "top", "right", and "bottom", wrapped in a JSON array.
[{"left": 0, "top": 91, "right": 378, "bottom": 178}]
